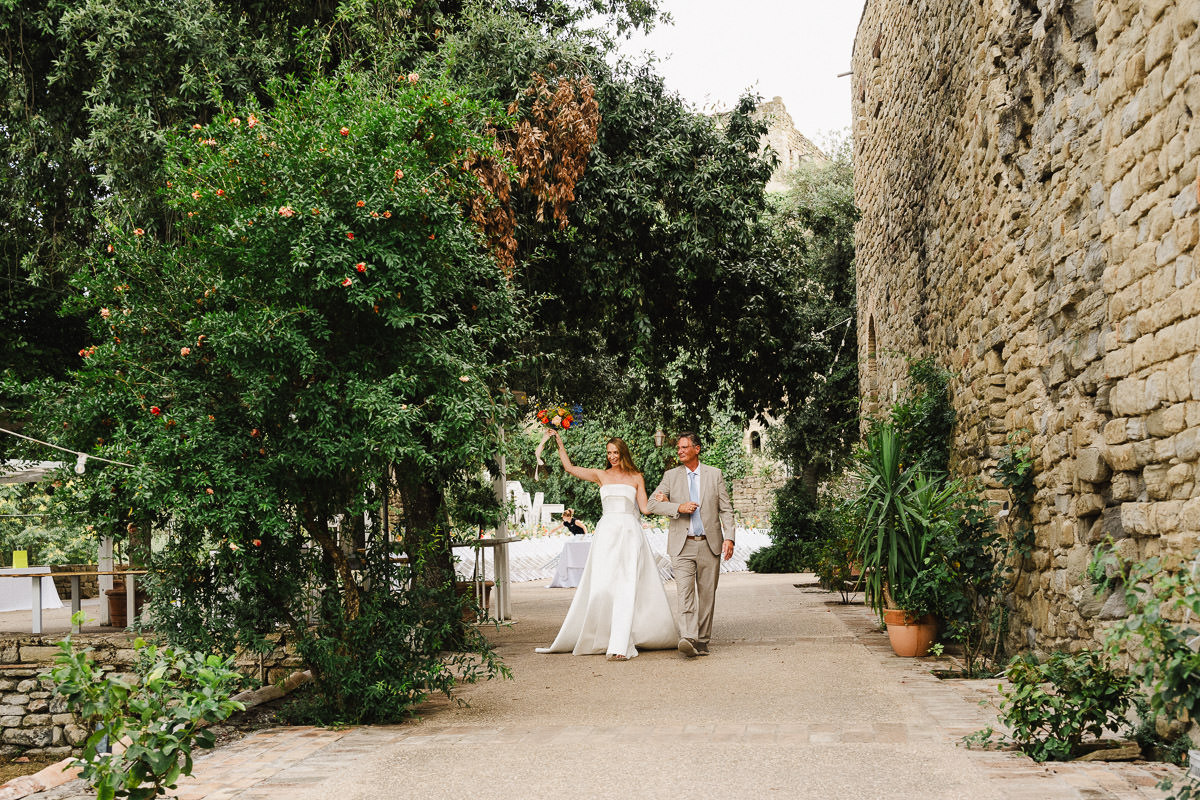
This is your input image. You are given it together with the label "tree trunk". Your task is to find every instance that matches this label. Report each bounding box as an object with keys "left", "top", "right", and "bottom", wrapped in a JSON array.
[
  {"left": 395, "top": 469, "right": 454, "bottom": 591},
  {"left": 300, "top": 504, "right": 360, "bottom": 622},
  {"left": 799, "top": 462, "right": 821, "bottom": 503}
]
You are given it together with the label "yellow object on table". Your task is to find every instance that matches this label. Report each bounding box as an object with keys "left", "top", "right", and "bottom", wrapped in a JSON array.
[{"left": 11, "top": 551, "right": 27, "bottom": 569}]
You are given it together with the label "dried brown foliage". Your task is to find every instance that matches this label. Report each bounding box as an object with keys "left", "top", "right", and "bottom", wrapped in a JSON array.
[{"left": 466, "top": 72, "right": 601, "bottom": 276}]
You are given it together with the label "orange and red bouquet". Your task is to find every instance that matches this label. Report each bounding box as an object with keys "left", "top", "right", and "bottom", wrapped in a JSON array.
[{"left": 535, "top": 403, "right": 577, "bottom": 430}]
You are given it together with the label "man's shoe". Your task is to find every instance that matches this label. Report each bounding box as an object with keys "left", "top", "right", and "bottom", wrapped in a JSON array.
[
  {"left": 695, "top": 642, "right": 710, "bottom": 655},
  {"left": 677, "top": 638, "right": 698, "bottom": 658}
]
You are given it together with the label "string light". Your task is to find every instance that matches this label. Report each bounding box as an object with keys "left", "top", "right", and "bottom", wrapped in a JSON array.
[{"left": 0, "top": 426, "right": 136, "bottom": 472}]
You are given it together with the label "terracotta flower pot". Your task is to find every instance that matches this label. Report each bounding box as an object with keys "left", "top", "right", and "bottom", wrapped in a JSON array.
[
  {"left": 105, "top": 583, "right": 146, "bottom": 628},
  {"left": 883, "top": 608, "right": 938, "bottom": 657}
]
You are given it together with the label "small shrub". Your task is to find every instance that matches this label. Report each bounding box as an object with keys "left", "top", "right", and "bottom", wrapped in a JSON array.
[
  {"left": 813, "top": 503, "right": 859, "bottom": 603},
  {"left": 1129, "top": 697, "right": 1194, "bottom": 766},
  {"left": 284, "top": 553, "right": 509, "bottom": 725},
  {"left": 888, "top": 356, "right": 956, "bottom": 473},
  {"left": 747, "top": 541, "right": 805, "bottom": 574},
  {"left": 750, "top": 479, "right": 825, "bottom": 573},
  {"left": 1090, "top": 547, "right": 1200, "bottom": 800},
  {"left": 992, "top": 650, "right": 1134, "bottom": 762},
  {"left": 52, "top": 613, "right": 245, "bottom": 800}
]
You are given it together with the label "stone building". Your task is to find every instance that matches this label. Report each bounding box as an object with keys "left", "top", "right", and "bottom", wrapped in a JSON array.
[
  {"left": 755, "top": 96, "right": 829, "bottom": 192},
  {"left": 852, "top": 0, "right": 1200, "bottom": 652},
  {"left": 717, "top": 97, "right": 827, "bottom": 192}
]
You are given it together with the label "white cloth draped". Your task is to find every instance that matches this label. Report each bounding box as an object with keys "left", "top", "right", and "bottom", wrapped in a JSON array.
[{"left": 456, "top": 528, "right": 771, "bottom": 584}]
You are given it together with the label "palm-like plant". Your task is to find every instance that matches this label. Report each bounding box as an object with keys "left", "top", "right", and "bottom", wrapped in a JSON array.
[{"left": 852, "top": 425, "right": 958, "bottom": 617}]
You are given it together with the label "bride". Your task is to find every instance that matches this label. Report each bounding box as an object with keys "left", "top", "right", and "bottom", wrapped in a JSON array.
[{"left": 535, "top": 431, "right": 679, "bottom": 660}]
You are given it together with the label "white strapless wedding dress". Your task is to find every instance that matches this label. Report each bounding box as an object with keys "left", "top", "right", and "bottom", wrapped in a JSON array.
[{"left": 536, "top": 484, "right": 679, "bottom": 658}]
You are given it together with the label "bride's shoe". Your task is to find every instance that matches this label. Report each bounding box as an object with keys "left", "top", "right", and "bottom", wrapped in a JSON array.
[{"left": 606, "top": 653, "right": 629, "bottom": 661}]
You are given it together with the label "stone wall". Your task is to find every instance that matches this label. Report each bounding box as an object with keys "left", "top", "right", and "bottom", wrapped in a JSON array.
[
  {"left": 0, "top": 632, "right": 303, "bottom": 758},
  {"left": 853, "top": 0, "right": 1200, "bottom": 652},
  {"left": 0, "top": 667, "right": 80, "bottom": 759},
  {"left": 732, "top": 475, "right": 786, "bottom": 522},
  {"left": 50, "top": 565, "right": 100, "bottom": 600}
]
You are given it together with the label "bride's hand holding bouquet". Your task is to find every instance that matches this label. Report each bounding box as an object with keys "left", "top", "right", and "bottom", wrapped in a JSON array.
[{"left": 534, "top": 403, "right": 580, "bottom": 476}]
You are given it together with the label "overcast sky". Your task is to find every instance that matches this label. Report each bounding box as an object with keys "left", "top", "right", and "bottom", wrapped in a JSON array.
[{"left": 614, "top": 2, "right": 864, "bottom": 145}]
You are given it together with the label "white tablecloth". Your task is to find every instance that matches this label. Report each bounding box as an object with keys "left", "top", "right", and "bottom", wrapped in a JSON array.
[
  {"left": 0, "top": 567, "right": 64, "bottom": 612},
  {"left": 547, "top": 539, "right": 592, "bottom": 588},
  {"left": 456, "top": 528, "right": 772, "bottom": 585}
]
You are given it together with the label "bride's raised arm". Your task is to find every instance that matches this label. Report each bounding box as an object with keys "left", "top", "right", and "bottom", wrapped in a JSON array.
[{"left": 553, "top": 431, "right": 604, "bottom": 484}]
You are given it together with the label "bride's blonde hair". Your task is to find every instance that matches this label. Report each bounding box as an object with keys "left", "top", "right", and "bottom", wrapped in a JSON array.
[{"left": 604, "top": 437, "right": 640, "bottom": 474}]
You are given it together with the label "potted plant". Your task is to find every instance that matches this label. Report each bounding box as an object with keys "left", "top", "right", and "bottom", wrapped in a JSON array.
[
  {"left": 884, "top": 558, "right": 947, "bottom": 657},
  {"left": 852, "top": 425, "right": 956, "bottom": 656},
  {"left": 814, "top": 500, "right": 862, "bottom": 604}
]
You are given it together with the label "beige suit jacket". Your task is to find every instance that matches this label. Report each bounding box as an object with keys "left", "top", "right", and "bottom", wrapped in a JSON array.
[{"left": 647, "top": 463, "right": 736, "bottom": 557}]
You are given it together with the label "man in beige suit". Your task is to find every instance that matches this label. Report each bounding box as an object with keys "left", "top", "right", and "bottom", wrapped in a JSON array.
[{"left": 647, "top": 432, "right": 735, "bottom": 658}]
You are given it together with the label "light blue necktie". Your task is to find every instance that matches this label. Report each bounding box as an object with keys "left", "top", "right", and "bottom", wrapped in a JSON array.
[{"left": 688, "top": 470, "right": 704, "bottom": 536}]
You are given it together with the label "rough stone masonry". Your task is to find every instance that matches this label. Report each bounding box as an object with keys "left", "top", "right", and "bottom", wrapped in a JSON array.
[{"left": 853, "top": 0, "right": 1200, "bottom": 654}]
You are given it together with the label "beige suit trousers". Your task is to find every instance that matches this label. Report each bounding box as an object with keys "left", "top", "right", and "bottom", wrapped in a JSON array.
[{"left": 673, "top": 536, "right": 721, "bottom": 643}]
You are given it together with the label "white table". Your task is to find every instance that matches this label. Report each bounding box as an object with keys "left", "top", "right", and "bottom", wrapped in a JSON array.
[
  {"left": 0, "top": 567, "right": 63, "bottom": 613},
  {"left": 547, "top": 539, "right": 591, "bottom": 588}
]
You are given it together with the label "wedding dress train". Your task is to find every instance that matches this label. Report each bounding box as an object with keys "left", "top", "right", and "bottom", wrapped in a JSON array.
[{"left": 536, "top": 484, "right": 679, "bottom": 658}]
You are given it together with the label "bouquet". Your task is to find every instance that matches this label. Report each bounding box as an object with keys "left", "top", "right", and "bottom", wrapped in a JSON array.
[
  {"left": 534, "top": 403, "right": 582, "bottom": 477},
  {"left": 536, "top": 403, "right": 577, "bottom": 430}
]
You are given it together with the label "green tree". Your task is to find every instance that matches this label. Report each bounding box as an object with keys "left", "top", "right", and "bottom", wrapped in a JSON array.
[
  {"left": 0, "top": 0, "right": 661, "bottom": 419},
  {"left": 750, "top": 138, "right": 858, "bottom": 573},
  {"left": 0, "top": 483, "right": 93, "bottom": 565},
  {"left": 423, "top": 9, "right": 783, "bottom": 426},
  {"left": 19, "top": 72, "right": 519, "bottom": 716},
  {"left": 0, "top": 0, "right": 284, "bottom": 408},
  {"left": 764, "top": 137, "right": 859, "bottom": 497}
]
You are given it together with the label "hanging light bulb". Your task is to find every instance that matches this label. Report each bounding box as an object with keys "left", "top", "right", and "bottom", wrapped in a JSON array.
[
  {"left": 74, "top": 452, "right": 88, "bottom": 475},
  {"left": 653, "top": 428, "right": 666, "bottom": 448}
]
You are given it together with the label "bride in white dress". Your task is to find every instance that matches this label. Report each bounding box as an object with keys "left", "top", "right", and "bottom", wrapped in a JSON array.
[{"left": 535, "top": 432, "right": 679, "bottom": 660}]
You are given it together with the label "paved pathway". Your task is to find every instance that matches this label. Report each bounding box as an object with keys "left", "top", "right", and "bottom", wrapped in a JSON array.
[{"left": 44, "top": 573, "right": 1183, "bottom": 799}]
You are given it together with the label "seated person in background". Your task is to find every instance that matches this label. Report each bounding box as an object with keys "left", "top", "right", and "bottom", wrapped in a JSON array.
[{"left": 549, "top": 508, "right": 588, "bottom": 536}]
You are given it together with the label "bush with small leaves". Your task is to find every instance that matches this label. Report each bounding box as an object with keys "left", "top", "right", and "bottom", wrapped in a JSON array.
[
  {"left": 52, "top": 613, "right": 245, "bottom": 800},
  {"left": 991, "top": 650, "right": 1134, "bottom": 762}
]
